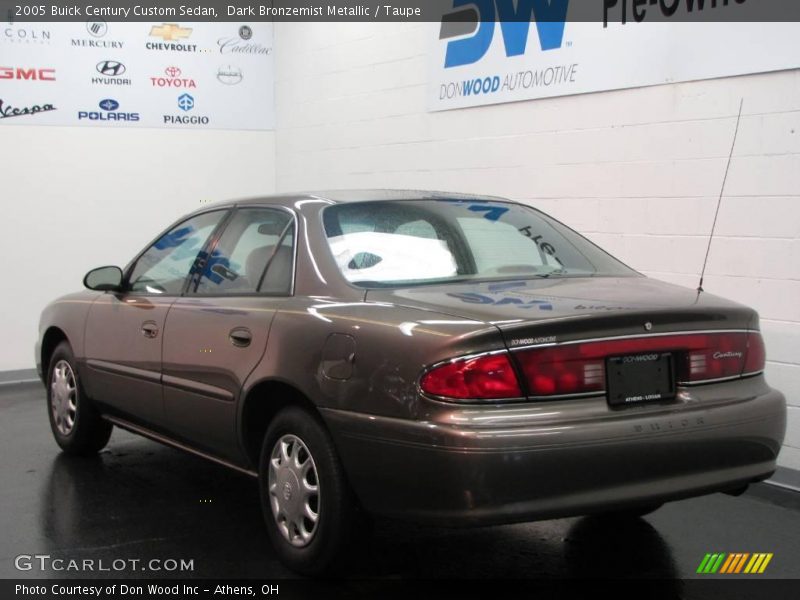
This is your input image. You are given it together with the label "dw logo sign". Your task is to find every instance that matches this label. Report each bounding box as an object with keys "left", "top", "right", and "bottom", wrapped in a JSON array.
[{"left": 441, "top": 0, "right": 570, "bottom": 68}]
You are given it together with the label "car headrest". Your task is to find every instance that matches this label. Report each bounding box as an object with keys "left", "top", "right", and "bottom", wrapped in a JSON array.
[{"left": 246, "top": 245, "right": 292, "bottom": 294}]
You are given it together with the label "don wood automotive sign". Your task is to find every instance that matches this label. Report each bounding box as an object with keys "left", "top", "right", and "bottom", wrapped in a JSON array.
[{"left": 429, "top": 0, "right": 800, "bottom": 111}]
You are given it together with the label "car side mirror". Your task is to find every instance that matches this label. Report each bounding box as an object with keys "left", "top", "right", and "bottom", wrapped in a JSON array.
[{"left": 83, "top": 266, "right": 123, "bottom": 292}]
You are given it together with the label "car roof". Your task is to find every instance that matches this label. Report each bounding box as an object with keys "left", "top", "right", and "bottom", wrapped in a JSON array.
[{"left": 197, "top": 189, "right": 517, "bottom": 210}]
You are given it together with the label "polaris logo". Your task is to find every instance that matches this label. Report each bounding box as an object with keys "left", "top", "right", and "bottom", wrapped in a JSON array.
[
  {"left": 78, "top": 98, "right": 139, "bottom": 122},
  {"left": 440, "top": 0, "right": 569, "bottom": 68}
]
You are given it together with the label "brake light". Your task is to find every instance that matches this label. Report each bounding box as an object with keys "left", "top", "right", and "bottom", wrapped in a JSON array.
[
  {"left": 514, "top": 331, "right": 766, "bottom": 398},
  {"left": 743, "top": 331, "right": 767, "bottom": 374},
  {"left": 420, "top": 353, "right": 521, "bottom": 400}
]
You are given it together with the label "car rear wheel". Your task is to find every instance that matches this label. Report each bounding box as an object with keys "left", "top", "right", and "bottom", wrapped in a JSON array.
[
  {"left": 258, "top": 406, "right": 361, "bottom": 575},
  {"left": 47, "top": 341, "right": 113, "bottom": 455}
]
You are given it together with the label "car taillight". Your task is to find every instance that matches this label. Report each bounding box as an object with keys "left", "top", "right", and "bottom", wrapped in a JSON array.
[
  {"left": 420, "top": 353, "right": 521, "bottom": 400},
  {"left": 743, "top": 331, "right": 767, "bottom": 374},
  {"left": 514, "top": 331, "right": 766, "bottom": 398}
]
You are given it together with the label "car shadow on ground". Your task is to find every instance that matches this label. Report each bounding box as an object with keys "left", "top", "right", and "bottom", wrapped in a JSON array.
[{"left": 32, "top": 434, "right": 678, "bottom": 581}]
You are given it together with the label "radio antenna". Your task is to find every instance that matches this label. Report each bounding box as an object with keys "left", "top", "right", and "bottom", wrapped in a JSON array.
[{"left": 698, "top": 98, "right": 744, "bottom": 293}]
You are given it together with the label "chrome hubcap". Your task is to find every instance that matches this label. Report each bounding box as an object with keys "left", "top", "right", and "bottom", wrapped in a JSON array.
[
  {"left": 268, "top": 434, "right": 320, "bottom": 547},
  {"left": 51, "top": 360, "right": 77, "bottom": 436}
]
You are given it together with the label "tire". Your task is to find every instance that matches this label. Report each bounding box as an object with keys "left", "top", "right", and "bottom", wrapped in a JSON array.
[
  {"left": 599, "top": 503, "right": 663, "bottom": 519},
  {"left": 258, "top": 406, "right": 361, "bottom": 576},
  {"left": 46, "top": 341, "right": 113, "bottom": 455}
]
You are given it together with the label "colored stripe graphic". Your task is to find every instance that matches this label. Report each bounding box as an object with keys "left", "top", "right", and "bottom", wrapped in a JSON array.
[{"left": 699, "top": 553, "right": 773, "bottom": 574}]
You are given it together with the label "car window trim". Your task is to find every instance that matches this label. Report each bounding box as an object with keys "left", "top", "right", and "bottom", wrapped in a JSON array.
[{"left": 186, "top": 204, "right": 299, "bottom": 298}]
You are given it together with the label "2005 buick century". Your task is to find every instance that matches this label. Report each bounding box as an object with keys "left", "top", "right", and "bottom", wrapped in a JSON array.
[{"left": 36, "top": 190, "right": 786, "bottom": 574}]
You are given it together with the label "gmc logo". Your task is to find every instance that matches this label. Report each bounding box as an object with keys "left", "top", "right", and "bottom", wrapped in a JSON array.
[
  {"left": 0, "top": 67, "right": 56, "bottom": 81},
  {"left": 441, "top": 0, "right": 569, "bottom": 68}
]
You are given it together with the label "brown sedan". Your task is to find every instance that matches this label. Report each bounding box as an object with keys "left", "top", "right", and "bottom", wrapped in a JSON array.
[{"left": 36, "top": 190, "right": 786, "bottom": 574}]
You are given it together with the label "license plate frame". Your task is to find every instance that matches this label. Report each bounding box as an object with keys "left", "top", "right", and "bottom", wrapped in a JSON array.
[{"left": 606, "top": 352, "right": 676, "bottom": 407}]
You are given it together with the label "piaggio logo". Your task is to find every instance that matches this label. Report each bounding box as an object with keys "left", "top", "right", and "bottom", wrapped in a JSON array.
[
  {"left": 164, "top": 93, "right": 209, "bottom": 125},
  {"left": 697, "top": 553, "right": 774, "bottom": 575},
  {"left": 440, "top": 0, "right": 569, "bottom": 68},
  {"left": 177, "top": 93, "right": 195, "bottom": 111}
]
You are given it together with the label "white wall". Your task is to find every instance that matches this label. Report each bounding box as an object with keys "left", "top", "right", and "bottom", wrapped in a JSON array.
[
  {"left": 273, "top": 22, "right": 800, "bottom": 469},
  {"left": 0, "top": 126, "right": 275, "bottom": 372}
]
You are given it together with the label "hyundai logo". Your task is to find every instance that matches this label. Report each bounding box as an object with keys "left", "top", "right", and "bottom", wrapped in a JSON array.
[
  {"left": 96, "top": 61, "right": 125, "bottom": 76},
  {"left": 98, "top": 99, "right": 119, "bottom": 111},
  {"left": 177, "top": 93, "right": 194, "bottom": 111}
]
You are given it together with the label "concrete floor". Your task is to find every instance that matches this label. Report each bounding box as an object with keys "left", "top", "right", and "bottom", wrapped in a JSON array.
[{"left": 1, "top": 381, "right": 799, "bottom": 581}]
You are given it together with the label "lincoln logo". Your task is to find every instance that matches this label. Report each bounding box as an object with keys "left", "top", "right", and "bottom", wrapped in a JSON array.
[{"left": 714, "top": 351, "right": 744, "bottom": 360}]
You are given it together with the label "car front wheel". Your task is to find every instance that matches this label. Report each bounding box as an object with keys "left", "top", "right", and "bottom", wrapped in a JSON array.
[
  {"left": 259, "top": 406, "right": 361, "bottom": 575},
  {"left": 47, "top": 341, "right": 113, "bottom": 455}
]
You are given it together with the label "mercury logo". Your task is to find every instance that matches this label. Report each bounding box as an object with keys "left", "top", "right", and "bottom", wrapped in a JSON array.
[{"left": 86, "top": 20, "right": 107, "bottom": 38}]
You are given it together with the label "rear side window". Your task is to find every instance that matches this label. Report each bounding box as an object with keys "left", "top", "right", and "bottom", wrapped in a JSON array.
[{"left": 192, "top": 208, "right": 294, "bottom": 295}]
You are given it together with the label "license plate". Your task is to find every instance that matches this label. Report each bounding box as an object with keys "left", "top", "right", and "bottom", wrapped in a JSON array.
[{"left": 606, "top": 352, "right": 675, "bottom": 406}]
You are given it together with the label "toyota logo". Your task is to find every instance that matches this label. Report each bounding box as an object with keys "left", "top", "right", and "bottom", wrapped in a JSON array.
[
  {"left": 165, "top": 66, "right": 182, "bottom": 78},
  {"left": 96, "top": 60, "right": 125, "bottom": 76}
]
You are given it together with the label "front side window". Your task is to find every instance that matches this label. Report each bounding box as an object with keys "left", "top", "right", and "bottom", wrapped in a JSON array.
[
  {"left": 322, "top": 200, "right": 636, "bottom": 287},
  {"left": 128, "top": 210, "right": 226, "bottom": 294},
  {"left": 192, "top": 208, "right": 294, "bottom": 295}
]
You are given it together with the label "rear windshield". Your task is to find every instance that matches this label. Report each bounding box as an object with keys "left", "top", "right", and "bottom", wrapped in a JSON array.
[{"left": 322, "top": 199, "right": 637, "bottom": 287}]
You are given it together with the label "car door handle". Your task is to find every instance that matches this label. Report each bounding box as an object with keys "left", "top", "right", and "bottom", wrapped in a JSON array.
[
  {"left": 141, "top": 321, "right": 159, "bottom": 339},
  {"left": 229, "top": 328, "right": 252, "bottom": 348}
]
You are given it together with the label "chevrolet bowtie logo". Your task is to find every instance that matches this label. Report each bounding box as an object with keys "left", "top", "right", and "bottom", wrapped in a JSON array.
[{"left": 149, "top": 23, "right": 192, "bottom": 42}]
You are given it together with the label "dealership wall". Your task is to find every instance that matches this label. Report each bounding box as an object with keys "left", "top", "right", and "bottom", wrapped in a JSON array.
[
  {"left": 273, "top": 22, "right": 800, "bottom": 470},
  {"left": 0, "top": 126, "right": 275, "bottom": 375}
]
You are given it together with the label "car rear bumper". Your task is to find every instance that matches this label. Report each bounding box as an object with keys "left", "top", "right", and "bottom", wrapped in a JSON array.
[{"left": 321, "top": 376, "right": 786, "bottom": 525}]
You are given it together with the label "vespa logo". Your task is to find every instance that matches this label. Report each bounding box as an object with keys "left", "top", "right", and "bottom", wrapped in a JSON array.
[{"left": 441, "top": 0, "right": 569, "bottom": 68}]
